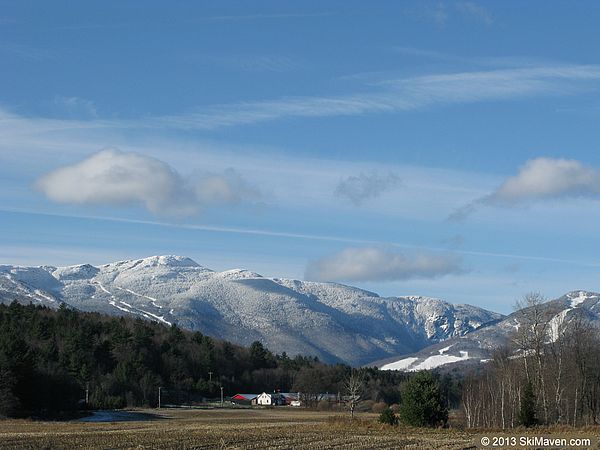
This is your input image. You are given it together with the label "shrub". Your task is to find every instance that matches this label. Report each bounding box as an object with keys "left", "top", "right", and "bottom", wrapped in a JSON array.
[{"left": 379, "top": 407, "right": 399, "bottom": 426}]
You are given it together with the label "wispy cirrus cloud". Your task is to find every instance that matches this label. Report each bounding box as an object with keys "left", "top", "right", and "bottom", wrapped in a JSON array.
[
  {"left": 50, "top": 12, "right": 333, "bottom": 31},
  {"left": 455, "top": 1, "right": 493, "bottom": 25},
  {"left": 53, "top": 95, "right": 98, "bottom": 118},
  {"left": 411, "top": 1, "right": 492, "bottom": 26},
  {"left": 194, "top": 54, "right": 304, "bottom": 73},
  {"left": 192, "top": 12, "right": 333, "bottom": 22},
  {"left": 305, "top": 246, "right": 465, "bottom": 282},
  {"left": 427, "top": 3, "right": 449, "bottom": 26},
  {"left": 0, "top": 43, "right": 54, "bottom": 61},
  {"left": 392, "top": 46, "right": 549, "bottom": 69},
  {"left": 450, "top": 157, "right": 600, "bottom": 220},
  {"left": 141, "top": 64, "right": 600, "bottom": 131},
  {"left": 335, "top": 172, "right": 401, "bottom": 206},
  {"left": 36, "top": 149, "right": 260, "bottom": 217},
  {"left": 1, "top": 65, "right": 599, "bottom": 132}
]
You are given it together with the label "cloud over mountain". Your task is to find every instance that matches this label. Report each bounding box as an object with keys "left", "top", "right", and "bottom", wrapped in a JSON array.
[
  {"left": 36, "top": 149, "right": 258, "bottom": 217},
  {"left": 305, "top": 246, "right": 465, "bottom": 282}
]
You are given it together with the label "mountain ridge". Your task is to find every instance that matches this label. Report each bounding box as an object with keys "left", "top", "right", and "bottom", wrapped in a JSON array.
[
  {"left": 379, "top": 290, "right": 600, "bottom": 372},
  {"left": 0, "top": 254, "right": 503, "bottom": 365}
]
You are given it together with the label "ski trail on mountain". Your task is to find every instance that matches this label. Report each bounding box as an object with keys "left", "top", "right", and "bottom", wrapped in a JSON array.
[
  {"left": 114, "top": 286, "right": 163, "bottom": 309},
  {"left": 2, "top": 274, "right": 56, "bottom": 304},
  {"left": 34, "top": 289, "right": 57, "bottom": 303},
  {"left": 93, "top": 282, "right": 171, "bottom": 325}
]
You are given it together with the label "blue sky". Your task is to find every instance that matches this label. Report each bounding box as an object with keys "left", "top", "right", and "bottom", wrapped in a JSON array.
[{"left": 3, "top": 1, "right": 600, "bottom": 313}]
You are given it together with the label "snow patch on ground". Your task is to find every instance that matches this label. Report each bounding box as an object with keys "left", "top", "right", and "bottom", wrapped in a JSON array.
[
  {"left": 381, "top": 357, "right": 418, "bottom": 371},
  {"left": 438, "top": 345, "right": 452, "bottom": 354},
  {"left": 411, "top": 351, "right": 471, "bottom": 371},
  {"left": 548, "top": 308, "right": 571, "bottom": 342},
  {"left": 569, "top": 291, "right": 592, "bottom": 308},
  {"left": 381, "top": 350, "right": 471, "bottom": 372},
  {"left": 512, "top": 319, "right": 520, "bottom": 331},
  {"left": 34, "top": 289, "right": 56, "bottom": 303}
]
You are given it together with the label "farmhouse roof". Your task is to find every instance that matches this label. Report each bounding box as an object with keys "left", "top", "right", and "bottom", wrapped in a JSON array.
[{"left": 232, "top": 393, "right": 258, "bottom": 400}]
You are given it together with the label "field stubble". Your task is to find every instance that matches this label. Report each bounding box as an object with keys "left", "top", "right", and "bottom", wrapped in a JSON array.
[{"left": 0, "top": 408, "right": 598, "bottom": 450}]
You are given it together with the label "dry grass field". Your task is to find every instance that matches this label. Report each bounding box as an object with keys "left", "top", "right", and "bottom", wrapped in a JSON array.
[{"left": 0, "top": 408, "right": 599, "bottom": 450}]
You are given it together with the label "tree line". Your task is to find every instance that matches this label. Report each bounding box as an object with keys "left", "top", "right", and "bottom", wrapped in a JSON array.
[
  {"left": 461, "top": 292, "right": 600, "bottom": 428},
  {"left": 0, "top": 301, "right": 416, "bottom": 418}
]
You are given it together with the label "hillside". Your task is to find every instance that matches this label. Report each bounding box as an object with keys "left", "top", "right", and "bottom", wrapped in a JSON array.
[
  {"left": 0, "top": 255, "right": 503, "bottom": 365},
  {"left": 379, "top": 290, "right": 600, "bottom": 372},
  {"left": 0, "top": 301, "right": 411, "bottom": 417}
]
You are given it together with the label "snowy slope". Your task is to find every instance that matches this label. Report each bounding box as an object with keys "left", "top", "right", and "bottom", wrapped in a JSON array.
[
  {"left": 379, "top": 291, "right": 600, "bottom": 372},
  {"left": 0, "top": 255, "right": 502, "bottom": 365}
]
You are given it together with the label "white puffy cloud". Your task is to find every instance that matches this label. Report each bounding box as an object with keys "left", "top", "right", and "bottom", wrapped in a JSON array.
[
  {"left": 36, "top": 149, "right": 258, "bottom": 217},
  {"left": 487, "top": 157, "right": 600, "bottom": 204},
  {"left": 194, "top": 168, "right": 260, "bottom": 205},
  {"left": 450, "top": 157, "right": 600, "bottom": 220},
  {"left": 334, "top": 172, "right": 401, "bottom": 206},
  {"left": 304, "top": 246, "right": 464, "bottom": 282}
]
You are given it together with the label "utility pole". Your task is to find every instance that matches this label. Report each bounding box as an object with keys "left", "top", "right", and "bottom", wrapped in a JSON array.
[
  {"left": 209, "top": 371, "right": 213, "bottom": 382},
  {"left": 158, "top": 386, "right": 162, "bottom": 409},
  {"left": 220, "top": 386, "right": 224, "bottom": 406}
]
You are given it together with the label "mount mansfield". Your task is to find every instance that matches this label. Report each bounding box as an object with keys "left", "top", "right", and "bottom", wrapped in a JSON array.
[{"left": 0, "top": 255, "right": 503, "bottom": 366}]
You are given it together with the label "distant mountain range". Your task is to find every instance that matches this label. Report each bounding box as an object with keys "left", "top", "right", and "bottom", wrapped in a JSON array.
[
  {"left": 379, "top": 290, "right": 600, "bottom": 372},
  {"left": 0, "top": 255, "right": 502, "bottom": 366}
]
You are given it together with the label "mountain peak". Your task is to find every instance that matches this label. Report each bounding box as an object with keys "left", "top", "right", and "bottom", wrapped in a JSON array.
[
  {"left": 215, "top": 268, "right": 263, "bottom": 279},
  {"left": 52, "top": 263, "right": 100, "bottom": 281},
  {"left": 565, "top": 290, "right": 598, "bottom": 307},
  {"left": 104, "top": 255, "right": 203, "bottom": 270},
  {"left": 143, "top": 255, "right": 200, "bottom": 267}
]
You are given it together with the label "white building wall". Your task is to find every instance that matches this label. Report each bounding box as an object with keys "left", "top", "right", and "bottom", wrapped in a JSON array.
[{"left": 256, "top": 393, "right": 272, "bottom": 405}]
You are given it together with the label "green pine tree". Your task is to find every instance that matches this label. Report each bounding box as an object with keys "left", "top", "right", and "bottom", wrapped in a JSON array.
[
  {"left": 518, "top": 381, "right": 537, "bottom": 427},
  {"left": 399, "top": 371, "right": 448, "bottom": 427}
]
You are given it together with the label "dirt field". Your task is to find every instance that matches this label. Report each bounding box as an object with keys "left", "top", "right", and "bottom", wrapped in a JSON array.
[{"left": 0, "top": 408, "right": 598, "bottom": 449}]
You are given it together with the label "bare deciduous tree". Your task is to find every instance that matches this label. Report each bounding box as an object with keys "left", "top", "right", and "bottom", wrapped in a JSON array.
[
  {"left": 344, "top": 369, "right": 364, "bottom": 420},
  {"left": 513, "top": 292, "right": 551, "bottom": 422},
  {"left": 462, "top": 292, "right": 600, "bottom": 428}
]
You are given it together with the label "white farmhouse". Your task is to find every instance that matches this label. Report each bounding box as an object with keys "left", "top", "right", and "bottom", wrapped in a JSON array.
[
  {"left": 256, "top": 392, "right": 274, "bottom": 406},
  {"left": 255, "top": 392, "right": 286, "bottom": 406}
]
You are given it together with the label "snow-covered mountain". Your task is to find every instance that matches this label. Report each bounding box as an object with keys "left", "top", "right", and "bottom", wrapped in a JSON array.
[
  {"left": 0, "top": 255, "right": 502, "bottom": 366},
  {"left": 379, "top": 291, "right": 600, "bottom": 372}
]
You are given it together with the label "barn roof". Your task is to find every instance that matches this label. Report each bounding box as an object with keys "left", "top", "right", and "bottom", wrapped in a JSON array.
[
  {"left": 232, "top": 393, "right": 258, "bottom": 400},
  {"left": 280, "top": 393, "right": 299, "bottom": 398}
]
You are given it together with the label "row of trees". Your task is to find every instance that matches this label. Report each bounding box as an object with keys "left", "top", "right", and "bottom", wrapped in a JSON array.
[
  {"left": 462, "top": 293, "right": 600, "bottom": 428},
  {"left": 0, "top": 302, "right": 410, "bottom": 417},
  {"left": 14, "top": 294, "right": 595, "bottom": 430}
]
